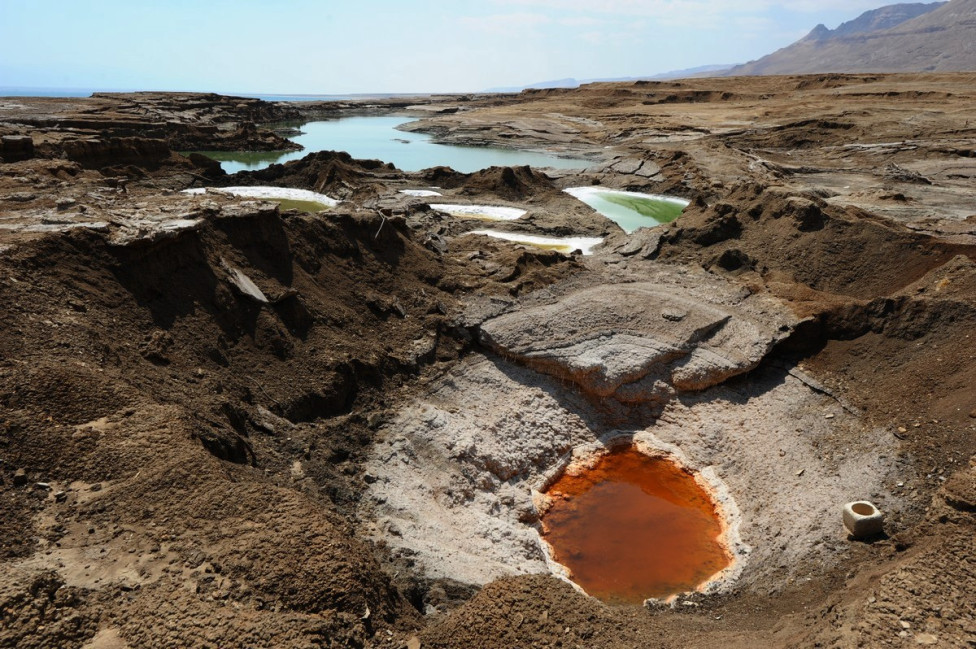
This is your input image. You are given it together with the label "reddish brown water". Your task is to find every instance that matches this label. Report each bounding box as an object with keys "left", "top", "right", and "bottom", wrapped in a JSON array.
[{"left": 540, "top": 447, "right": 730, "bottom": 604}]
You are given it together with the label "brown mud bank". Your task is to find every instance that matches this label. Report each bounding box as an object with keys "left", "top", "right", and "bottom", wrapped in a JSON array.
[
  {"left": 1, "top": 74, "right": 975, "bottom": 648},
  {"left": 0, "top": 194, "right": 579, "bottom": 648}
]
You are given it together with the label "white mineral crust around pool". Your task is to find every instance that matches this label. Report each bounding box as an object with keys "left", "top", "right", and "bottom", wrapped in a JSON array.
[
  {"left": 563, "top": 186, "right": 691, "bottom": 207},
  {"left": 182, "top": 186, "right": 339, "bottom": 207},
  {"left": 429, "top": 204, "right": 527, "bottom": 221},
  {"left": 531, "top": 433, "right": 748, "bottom": 599},
  {"left": 468, "top": 230, "right": 603, "bottom": 255},
  {"left": 399, "top": 189, "right": 443, "bottom": 197},
  {"left": 359, "top": 354, "right": 901, "bottom": 592}
]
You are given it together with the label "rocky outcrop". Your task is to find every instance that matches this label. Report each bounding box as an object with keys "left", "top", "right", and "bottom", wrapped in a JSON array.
[
  {"left": 478, "top": 282, "right": 796, "bottom": 404},
  {"left": 462, "top": 166, "right": 558, "bottom": 200},
  {"left": 226, "top": 150, "right": 399, "bottom": 200},
  {"left": 5, "top": 92, "right": 301, "bottom": 154},
  {"left": 0, "top": 136, "right": 34, "bottom": 163},
  {"left": 60, "top": 137, "right": 172, "bottom": 169}
]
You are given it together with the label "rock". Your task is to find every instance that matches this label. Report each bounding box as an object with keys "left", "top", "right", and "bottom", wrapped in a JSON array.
[
  {"left": 635, "top": 160, "right": 662, "bottom": 177},
  {"left": 61, "top": 136, "right": 172, "bottom": 169},
  {"left": 479, "top": 282, "right": 795, "bottom": 403},
  {"left": 941, "top": 467, "right": 976, "bottom": 511},
  {"left": 610, "top": 157, "right": 643, "bottom": 174},
  {"left": 12, "top": 468, "right": 27, "bottom": 486},
  {"left": 391, "top": 298, "right": 407, "bottom": 318},
  {"left": 251, "top": 406, "right": 294, "bottom": 436},
  {"left": 54, "top": 491, "right": 67, "bottom": 503},
  {"left": 366, "top": 412, "right": 389, "bottom": 430},
  {"left": 194, "top": 425, "right": 255, "bottom": 465},
  {"left": 915, "top": 633, "right": 938, "bottom": 645},
  {"left": 55, "top": 198, "right": 77, "bottom": 211},
  {"left": 186, "top": 549, "right": 207, "bottom": 568},
  {"left": 222, "top": 262, "right": 268, "bottom": 304},
  {"left": 4, "top": 192, "right": 36, "bottom": 202},
  {"left": 424, "top": 233, "right": 448, "bottom": 254},
  {"left": 1, "top": 135, "right": 34, "bottom": 162},
  {"left": 139, "top": 329, "right": 174, "bottom": 365}
]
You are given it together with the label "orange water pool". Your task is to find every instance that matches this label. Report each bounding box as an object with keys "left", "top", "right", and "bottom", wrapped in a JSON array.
[{"left": 540, "top": 447, "right": 730, "bottom": 604}]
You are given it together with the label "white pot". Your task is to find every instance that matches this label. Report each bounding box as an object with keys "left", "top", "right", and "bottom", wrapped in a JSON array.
[{"left": 843, "top": 501, "right": 884, "bottom": 539}]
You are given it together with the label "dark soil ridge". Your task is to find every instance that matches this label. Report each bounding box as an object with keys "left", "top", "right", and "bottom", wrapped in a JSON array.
[{"left": 0, "top": 199, "right": 582, "bottom": 647}]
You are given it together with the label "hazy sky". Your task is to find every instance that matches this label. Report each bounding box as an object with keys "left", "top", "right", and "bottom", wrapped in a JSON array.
[{"left": 1, "top": 0, "right": 908, "bottom": 94}]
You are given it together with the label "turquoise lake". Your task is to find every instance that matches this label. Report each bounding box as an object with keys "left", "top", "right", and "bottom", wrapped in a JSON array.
[{"left": 200, "top": 115, "right": 592, "bottom": 174}]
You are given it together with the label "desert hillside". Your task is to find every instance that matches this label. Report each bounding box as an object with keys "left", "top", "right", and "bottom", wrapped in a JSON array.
[{"left": 730, "top": 0, "right": 976, "bottom": 75}]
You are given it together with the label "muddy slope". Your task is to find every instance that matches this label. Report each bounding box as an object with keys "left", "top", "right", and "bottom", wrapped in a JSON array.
[{"left": 0, "top": 199, "right": 581, "bottom": 648}]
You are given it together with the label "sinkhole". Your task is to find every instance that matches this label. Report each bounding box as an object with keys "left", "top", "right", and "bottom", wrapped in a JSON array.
[
  {"left": 563, "top": 187, "right": 690, "bottom": 233},
  {"left": 536, "top": 445, "right": 735, "bottom": 604}
]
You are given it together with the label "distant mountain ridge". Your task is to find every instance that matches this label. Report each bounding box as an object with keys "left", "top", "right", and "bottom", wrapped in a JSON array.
[
  {"left": 813, "top": 2, "right": 945, "bottom": 39},
  {"left": 729, "top": 0, "right": 976, "bottom": 75},
  {"left": 485, "top": 0, "right": 976, "bottom": 90},
  {"left": 484, "top": 65, "right": 735, "bottom": 93}
]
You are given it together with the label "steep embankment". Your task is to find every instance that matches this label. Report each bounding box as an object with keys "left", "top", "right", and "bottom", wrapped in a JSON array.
[{"left": 0, "top": 194, "right": 581, "bottom": 648}]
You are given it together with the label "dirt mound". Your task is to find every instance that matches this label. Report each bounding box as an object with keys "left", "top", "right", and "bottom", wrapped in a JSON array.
[
  {"left": 416, "top": 165, "right": 559, "bottom": 201},
  {"left": 652, "top": 181, "right": 976, "bottom": 484},
  {"left": 460, "top": 165, "right": 558, "bottom": 200},
  {"left": 419, "top": 575, "right": 638, "bottom": 648},
  {"left": 655, "top": 183, "right": 970, "bottom": 299},
  {"left": 225, "top": 150, "right": 400, "bottom": 201}
]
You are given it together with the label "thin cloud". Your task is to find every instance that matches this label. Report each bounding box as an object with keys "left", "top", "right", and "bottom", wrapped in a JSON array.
[
  {"left": 558, "top": 16, "right": 607, "bottom": 27},
  {"left": 458, "top": 12, "right": 552, "bottom": 35},
  {"left": 493, "top": 0, "right": 893, "bottom": 13},
  {"left": 490, "top": 0, "right": 896, "bottom": 27}
]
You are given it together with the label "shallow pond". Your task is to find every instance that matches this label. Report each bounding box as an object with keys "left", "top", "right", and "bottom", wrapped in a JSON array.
[
  {"left": 468, "top": 230, "right": 603, "bottom": 255},
  {"left": 198, "top": 116, "right": 592, "bottom": 174},
  {"left": 182, "top": 186, "right": 338, "bottom": 212},
  {"left": 430, "top": 203, "right": 527, "bottom": 221},
  {"left": 565, "top": 187, "right": 689, "bottom": 233},
  {"left": 540, "top": 447, "right": 730, "bottom": 604}
]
